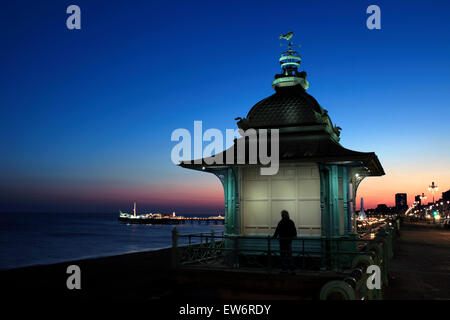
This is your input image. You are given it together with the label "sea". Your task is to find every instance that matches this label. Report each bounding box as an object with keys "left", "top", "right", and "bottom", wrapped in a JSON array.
[{"left": 0, "top": 212, "right": 224, "bottom": 270}]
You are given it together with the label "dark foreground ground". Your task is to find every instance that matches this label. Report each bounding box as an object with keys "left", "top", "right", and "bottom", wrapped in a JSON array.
[
  {"left": 386, "top": 222, "right": 450, "bottom": 300},
  {"left": 2, "top": 247, "right": 174, "bottom": 300},
  {"left": 2, "top": 222, "right": 449, "bottom": 301}
]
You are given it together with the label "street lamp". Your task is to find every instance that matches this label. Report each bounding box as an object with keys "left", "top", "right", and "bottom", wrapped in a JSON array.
[
  {"left": 420, "top": 192, "right": 427, "bottom": 206},
  {"left": 428, "top": 181, "right": 438, "bottom": 204}
]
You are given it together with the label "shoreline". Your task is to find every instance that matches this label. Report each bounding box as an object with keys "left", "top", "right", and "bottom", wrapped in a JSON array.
[{"left": 0, "top": 245, "right": 173, "bottom": 272}]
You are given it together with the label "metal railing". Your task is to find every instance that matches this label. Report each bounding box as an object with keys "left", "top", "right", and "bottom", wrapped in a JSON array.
[
  {"left": 171, "top": 218, "right": 401, "bottom": 300},
  {"left": 171, "top": 227, "right": 397, "bottom": 274}
]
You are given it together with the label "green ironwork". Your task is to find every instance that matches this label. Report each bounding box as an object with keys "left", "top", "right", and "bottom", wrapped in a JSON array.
[
  {"left": 172, "top": 217, "right": 401, "bottom": 300},
  {"left": 206, "top": 166, "right": 240, "bottom": 236},
  {"left": 320, "top": 280, "right": 356, "bottom": 300},
  {"left": 194, "top": 166, "right": 240, "bottom": 236},
  {"left": 172, "top": 229, "right": 225, "bottom": 268},
  {"left": 174, "top": 222, "right": 397, "bottom": 270}
]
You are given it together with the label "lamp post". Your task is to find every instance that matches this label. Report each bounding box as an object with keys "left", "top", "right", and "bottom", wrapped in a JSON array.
[
  {"left": 420, "top": 193, "right": 427, "bottom": 220},
  {"left": 428, "top": 181, "right": 438, "bottom": 204},
  {"left": 420, "top": 193, "right": 427, "bottom": 207}
]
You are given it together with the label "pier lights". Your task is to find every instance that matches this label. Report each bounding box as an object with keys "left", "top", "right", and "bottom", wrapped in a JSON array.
[{"left": 428, "top": 181, "right": 438, "bottom": 203}]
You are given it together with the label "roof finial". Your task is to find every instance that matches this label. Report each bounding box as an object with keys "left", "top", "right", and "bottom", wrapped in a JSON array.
[
  {"left": 272, "top": 31, "right": 309, "bottom": 90},
  {"left": 280, "top": 31, "right": 293, "bottom": 42},
  {"left": 279, "top": 31, "right": 301, "bottom": 52}
]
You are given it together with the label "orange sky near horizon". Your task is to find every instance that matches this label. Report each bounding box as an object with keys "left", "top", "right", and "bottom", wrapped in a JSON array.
[
  {"left": 170, "top": 166, "right": 450, "bottom": 211},
  {"left": 3, "top": 171, "right": 448, "bottom": 214},
  {"left": 3, "top": 160, "right": 448, "bottom": 213},
  {"left": 357, "top": 173, "right": 449, "bottom": 209}
]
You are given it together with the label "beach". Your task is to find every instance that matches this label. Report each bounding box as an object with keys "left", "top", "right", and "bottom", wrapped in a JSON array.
[{"left": 2, "top": 247, "right": 173, "bottom": 300}]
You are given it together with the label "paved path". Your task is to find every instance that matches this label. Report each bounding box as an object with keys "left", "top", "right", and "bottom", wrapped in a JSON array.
[{"left": 387, "top": 222, "right": 450, "bottom": 300}]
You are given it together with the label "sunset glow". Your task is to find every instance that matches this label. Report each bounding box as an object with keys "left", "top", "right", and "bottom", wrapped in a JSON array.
[{"left": 1, "top": 1, "right": 449, "bottom": 214}]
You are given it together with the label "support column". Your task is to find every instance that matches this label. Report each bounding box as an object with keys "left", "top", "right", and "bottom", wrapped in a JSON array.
[
  {"left": 329, "top": 165, "right": 340, "bottom": 237},
  {"left": 226, "top": 168, "right": 235, "bottom": 234},
  {"left": 231, "top": 166, "right": 240, "bottom": 235},
  {"left": 319, "top": 165, "right": 330, "bottom": 238},
  {"left": 211, "top": 166, "right": 240, "bottom": 236},
  {"left": 210, "top": 167, "right": 233, "bottom": 235},
  {"left": 342, "top": 166, "right": 352, "bottom": 234},
  {"left": 320, "top": 164, "right": 340, "bottom": 270},
  {"left": 319, "top": 164, "right": 341, "bottom": 237},
  {"left": 346, "top": 179, "right": 354, "bottom": 233}
]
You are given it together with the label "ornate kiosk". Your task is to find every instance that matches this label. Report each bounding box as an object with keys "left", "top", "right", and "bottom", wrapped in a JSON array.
[{"left": 180, "top": 33, "right": 384, "bottom": 268}]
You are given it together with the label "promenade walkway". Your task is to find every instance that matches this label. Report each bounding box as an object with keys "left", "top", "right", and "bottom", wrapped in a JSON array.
[{"left": 387, "top": 222, "right": 450, "bottom": 300}]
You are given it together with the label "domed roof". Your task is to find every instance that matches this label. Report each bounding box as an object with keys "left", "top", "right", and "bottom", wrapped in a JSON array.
[
  {"left": 234, "top": 40, "right": 338, "bottom": 136},
  {"left": 243, "top": 85, "right": 326, "bottom": 129},
  {"left": 181, "top": 33, "right": 384, "bottom": 177}
]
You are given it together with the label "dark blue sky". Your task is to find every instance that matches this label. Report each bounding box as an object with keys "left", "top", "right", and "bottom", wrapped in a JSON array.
[{"left": 1, "top": 0, "right": 449, "bottom": 213}]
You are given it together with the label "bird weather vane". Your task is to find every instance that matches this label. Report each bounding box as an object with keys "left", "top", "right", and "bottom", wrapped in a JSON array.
[
  {"left": 279, "top": 31, "right": 301, "bottom": 51},
  {"left": 279, "top": 31, "right": 293, "bottom": 41}
]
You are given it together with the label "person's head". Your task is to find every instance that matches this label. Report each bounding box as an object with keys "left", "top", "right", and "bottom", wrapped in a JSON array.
[{"left": 281, "top": 210, "right": 289, "bottom": 220}]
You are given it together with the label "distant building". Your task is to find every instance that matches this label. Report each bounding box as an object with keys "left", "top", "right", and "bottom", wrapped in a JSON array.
[
  {"left": 443, "top": 190, "right": 450, "bottom": 212},
  {"left": 395, "top": 193, "right": 407, "bottom": 211},
  {"left": 443, "top": 189, "right": 450, "bottom": 202},
  {"left": 415, "top": 194, "right": 421, "bottom": 206},
  {"left": 375, "top": 204, "right": 389, "bottom": 214}
]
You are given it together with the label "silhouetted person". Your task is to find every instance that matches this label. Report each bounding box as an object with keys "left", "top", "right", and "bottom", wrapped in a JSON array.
[{"left": 273, "top": 210, "right": 297, "bottom": 272}]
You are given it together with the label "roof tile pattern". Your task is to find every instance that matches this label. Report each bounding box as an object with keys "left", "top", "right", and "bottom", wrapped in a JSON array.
[{"left": 246, "top": 85, "right": 324, "bottom": 128}]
